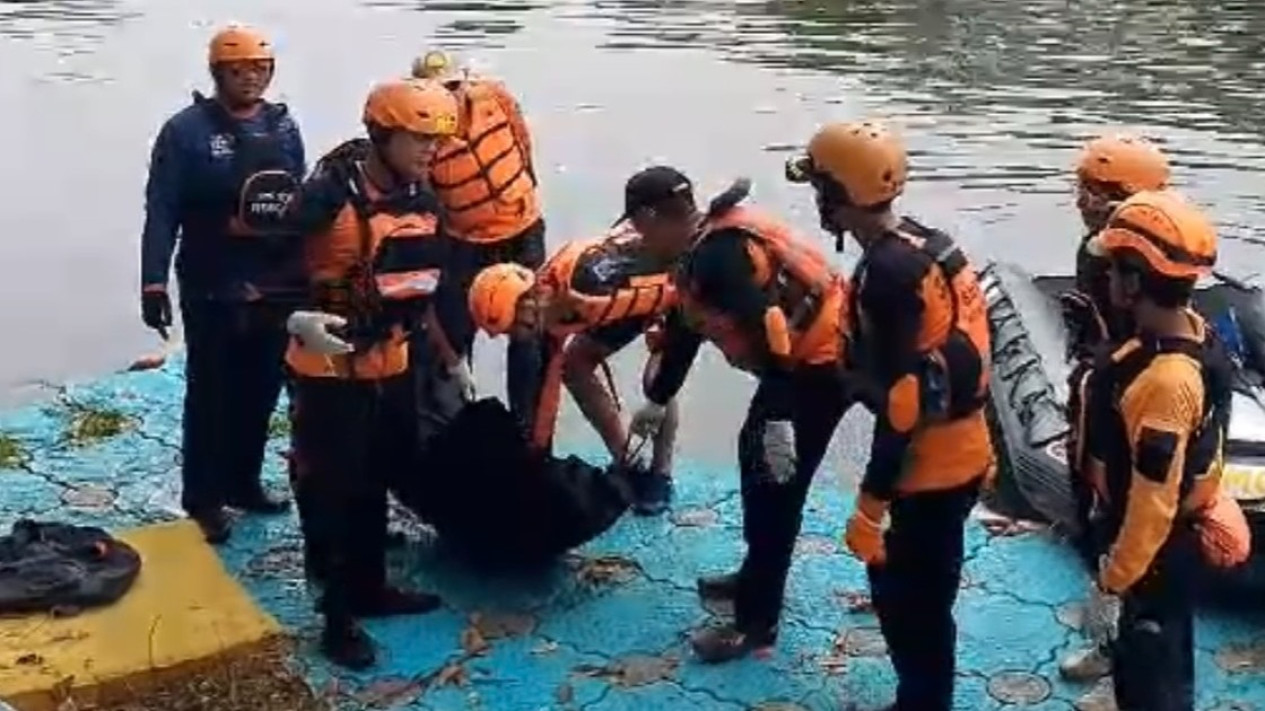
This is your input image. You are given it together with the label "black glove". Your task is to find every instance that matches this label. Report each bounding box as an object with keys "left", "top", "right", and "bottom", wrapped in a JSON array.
[
  {"left": 1058, "top": 290, "right": 1106, "bottom": 362},
  {"left": 141, "top": 288, "right": 173, "bottom": 339}
]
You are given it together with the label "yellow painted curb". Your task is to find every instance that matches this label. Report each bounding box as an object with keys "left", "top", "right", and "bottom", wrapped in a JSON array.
[{"left": 0, "top": 520, "right": 281, "bottom": 710}]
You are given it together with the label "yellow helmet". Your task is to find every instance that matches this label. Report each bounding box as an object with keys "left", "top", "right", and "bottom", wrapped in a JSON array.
[
  {"left": 1087, "top": 190, "right": 1216, "bottom": 280},
  {"left": 412, "top": 50, "right": 458, "bottom": 80},
  {"left": 362, "top": 79, "right": 459, "bottom": 137},
  {"left": 786, "top": 120, "right": 907, "bottom": 208},
  {"left": 1077, "top": 134, "right": 1170, "bottom": 195}
]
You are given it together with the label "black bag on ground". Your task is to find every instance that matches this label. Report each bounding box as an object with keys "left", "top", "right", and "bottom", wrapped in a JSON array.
[
  {"left": 392, "top": 396, "right": 632, "bottom": 566},
  {"left": 0, "top": 520, "right": 142, "bottom": 614}
]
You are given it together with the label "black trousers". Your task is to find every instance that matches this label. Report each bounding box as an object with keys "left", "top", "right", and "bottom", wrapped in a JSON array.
[
  {"left": 1113, "top": 522, "right": 1198, "bottom": 711},
  {"left": 289, "top": 373, "right": 417, "bottom": 622},
  {"left": 867, "top": 480, "right": 980, "bottom": 711},
  {"left": 733, "top": 366, "right": 850, "bottom": 633},
  {"left": 438, "top": 219, "right": 547, "bottom": 426},
  {"left": 179, "top": 298, "right": 288, "bottom": 514}
]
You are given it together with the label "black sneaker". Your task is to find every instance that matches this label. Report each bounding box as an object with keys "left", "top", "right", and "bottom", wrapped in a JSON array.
[
  {"left": 321, "top": 619, "right": 375, "bottom": 670},
  {"left": 632, "top": 472, "right": 673, "bottom": 516},
  {"left": 191, "top": 507, "right": 233, "bottom": 544},
  {"left": 690, "top": 622, "right": 776, "bottom": 664}
]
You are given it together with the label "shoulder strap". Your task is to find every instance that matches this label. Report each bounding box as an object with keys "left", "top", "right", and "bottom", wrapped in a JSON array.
[{"left": 889, "top": 218, "right": 968, "bottom": 327}]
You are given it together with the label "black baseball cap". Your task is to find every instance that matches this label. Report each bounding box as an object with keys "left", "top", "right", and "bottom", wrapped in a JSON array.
[{"left": 615, "top": 165, "right": 696, "bottom": 225}]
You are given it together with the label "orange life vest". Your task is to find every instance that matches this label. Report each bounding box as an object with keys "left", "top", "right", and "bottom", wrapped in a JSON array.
[
  {"left": 430, "top": 79, "right": 540, "bottom": 244},
  {"left": 850, "top": 219, "right": 991, "bottom": 420},
  {"left": 524, "top": 225, "right": 678, "bottom": 451},
  {"left": 286, "top": 162, "right": 445, "bottom": 380},
  {"left": 679, "top": 206, "right": 847, "bottom": 372},
  {"left": 537, "top": 223, "right": 678, "bottom": 337}
]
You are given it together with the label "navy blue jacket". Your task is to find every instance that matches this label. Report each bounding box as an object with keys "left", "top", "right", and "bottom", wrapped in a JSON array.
[{"left": 141, "top": 94, "right": 306, "bottom": 300}]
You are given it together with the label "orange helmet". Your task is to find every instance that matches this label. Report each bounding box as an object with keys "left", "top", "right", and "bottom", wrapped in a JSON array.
[
  {"left": 786, "top": 120, "right": 907, "bottom": 208},
  {"left": 1087, "top": 190, "right": 1216, "bottom": 280},
  {"left": 1076, "top": 134, "right": 1170, "bottom": 194},
  {"left": 208, "top": 24, "right": 274, "bottom": 65},
  {"left": 469, "top": 263, "right": 536, "bottom": 336},
  {"left": 362, "top": 79, "right": 459, "bottom": 137},
  {"left": 412, "top": 50, "right": 457, "bottom": 80}
]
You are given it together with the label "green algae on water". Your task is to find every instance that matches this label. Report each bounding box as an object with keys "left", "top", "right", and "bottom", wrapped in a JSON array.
[
  {"left": 0, "top": 432, "right": 28, "bottom": 469},
  {"left": 57, "top": 399, "right": 135, "bottom": 445},
  {"left": 267, "top": 413, "right": 291, "bottom": 439}
]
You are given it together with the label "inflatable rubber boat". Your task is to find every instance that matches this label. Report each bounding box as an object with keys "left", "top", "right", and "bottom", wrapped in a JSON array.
[
  {"left": 979, "top": 262, "right": 1265, "bottom": 586},
  {"left": 388, "top": 355, "right": 632, "bottom": 568}
]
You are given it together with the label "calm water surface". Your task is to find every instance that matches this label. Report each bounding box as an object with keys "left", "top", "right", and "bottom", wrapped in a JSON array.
[{"left": 2, "top": 0, "right": 1264, "bottom": 459}]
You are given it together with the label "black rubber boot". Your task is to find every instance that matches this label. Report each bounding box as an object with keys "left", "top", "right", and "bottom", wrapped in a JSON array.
[
  {"left": 191, "top": 507, "right": 233, "bottom": 544},
  {"left": 321, "top": 618, "right": 376, "bottom": 670}
]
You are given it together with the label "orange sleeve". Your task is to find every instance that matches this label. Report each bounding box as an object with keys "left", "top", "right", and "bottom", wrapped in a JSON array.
[{"left": 1101, "top": 356, "right": 1204, "bottom": 592}]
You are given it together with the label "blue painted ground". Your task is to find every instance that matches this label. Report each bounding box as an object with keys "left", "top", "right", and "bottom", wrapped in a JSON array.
[{"left": 1, "top": 357, "right": 1264, "bottom": 710}]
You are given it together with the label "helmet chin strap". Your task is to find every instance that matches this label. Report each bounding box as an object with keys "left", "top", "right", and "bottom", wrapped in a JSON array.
[{"left": 812, "top": 186, "right": 849, "bottom": 253}]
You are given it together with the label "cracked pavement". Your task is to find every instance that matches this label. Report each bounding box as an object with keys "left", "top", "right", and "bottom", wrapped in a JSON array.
[{"left": 1, "top": 359, "right": 1264, "bottom": 710}]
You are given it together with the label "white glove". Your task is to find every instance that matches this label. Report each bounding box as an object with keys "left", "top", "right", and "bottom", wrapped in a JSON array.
[
  {"left": 286, "top": 311, "right": 353, "bottom": 356},
  {"left": 448, "top": 361, "right": 477, "bottom": 402},
  {"left": 619, "top": 432, "right": 653, "bottom": 472},
  {"left": 761, "top": 420, "right": 797, "bottom": 484},
  {"left": 629, "top": 402, "right": 668, "bottom": 438},
  {"left": 1084, "top": 584, "right": 1120, "bottom": 646}
]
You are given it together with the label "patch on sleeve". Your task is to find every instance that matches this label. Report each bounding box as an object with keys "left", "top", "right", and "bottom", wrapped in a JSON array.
[{"left": 1135, "top": 426, "right": 1179, "bottom": 484}]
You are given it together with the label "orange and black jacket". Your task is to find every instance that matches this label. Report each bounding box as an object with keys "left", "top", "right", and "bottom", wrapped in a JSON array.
[
  {"left": 1086, "top": 314, "right": 1233, "bottom": 590},
  {"left": 284, "top": 139, "right": 454, "bottom": 380},
  {"left": 646, "top": 229, "right": 808, "bottom": 419},
  {"left": 848, "top": 218, "right": 993, "bottom": 501},
  {"left": 526, "top": 227, "right": 678, "bottom": 451}
]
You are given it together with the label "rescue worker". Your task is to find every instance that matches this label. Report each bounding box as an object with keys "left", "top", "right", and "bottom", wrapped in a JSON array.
[
  {"left": 411, "top": 50, "right": 545, "bottom": 427},
  {"left": 282, "top": 78, "right": 462, "bottom": 669},
  {"left": 1081, "top": 190, "right": 1230, "bottom": 711},
  {"left": 1063, "top": 134, "right": 1172, "bottom": 356},
  {"left": 627, "top": 174, "right": 853, "bottom": 663},
  {"left": 140, "top": 24, "right": 305, "bottom": 543},
  {"left": 1059, "top": 133, "right": 1171, "bottom": 680},
  {"left": 785, "top": 120, "right": 994, "bottom": 710},
  {"left": 466, "top": 166, "right": 700, "bottom": 515}
]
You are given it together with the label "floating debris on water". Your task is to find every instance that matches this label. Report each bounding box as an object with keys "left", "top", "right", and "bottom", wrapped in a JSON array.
[
  {"left": 54, "top": 399, "right": 134, "bottom": 445},
  {"left": 0, "top": 433, "right": 28, "bottom": 469},
  {"left": 568, "top": 553, "right": 641, "bottom": 589}
]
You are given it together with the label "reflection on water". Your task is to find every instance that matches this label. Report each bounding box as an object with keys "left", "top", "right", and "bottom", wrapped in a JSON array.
[
  {"left": 363, "top": 0, "right": 540, "bottom": 47},
  {"left": 593, "top": 0, "right": 1265, "bottom": 141},
  {"left": 0, "top": 0, "right": 137, "bottom": 39},
  {"left": 586, "top": 0, "right": 1265, "bottom": 254},
  {"left": 0, "top": 0, "right": 140, "bottom": 81}
]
